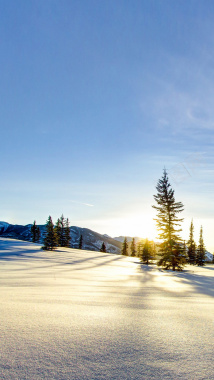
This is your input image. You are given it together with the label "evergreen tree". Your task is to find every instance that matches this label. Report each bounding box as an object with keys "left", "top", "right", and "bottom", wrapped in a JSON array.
[
  {"left": 152, "top": 169, "right": 186, "bottom": 271},
  {"left": 187, "top": 219, "right": 196, "bottom": 264},
  {"left": 100, "top": 242, "right": 107, "bottom": 252},
  {"left": 64, "top": 218, "right": 71, "bottom": 247},
  {"left": 121, "top": 237, "right": 129, "bottom": 256},
  {"left": 140, "top": 239, "right": 150, "bottom": 264},
  {"left": 42, "top": 216, "right": 57, "bottom": 250},
  {"left": 31, "top": 221, "right": 37, "bottom": 243},
  {"left": 139, "top": 239, "right": 155, "bottom": 264},
  {"left": 36, "top": 225, "right": 41, "bottom": 242},
  {"left": 130, "top": 238, "right": 136, "bottom": 257},
  {"left": 59, "top": 214, "right": 66, "bottom": 247},
  {"left": 78, "top": 234, "right": 83, "bottom": 249},
  {"left": 54, "top": 218, "right": 61, "bottom": 246},
  {"left": 196, "top": 226, "right": 206, "bottom": 266},
  {"left": 31, "top": 221, "right": 41, "bottom": 243},
  {"left": 55, "top": 215, "right": 66, "bottom": 247},
  {"left": 137, "top": 240, "right": 143, "bottom": 257},
  {"left": 150, "top": 240, "right": 157, "bottom": 260}
]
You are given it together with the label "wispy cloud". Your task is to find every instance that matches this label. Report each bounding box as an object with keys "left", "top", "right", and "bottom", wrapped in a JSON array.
[
  {"left": 70, "top": 200, "right": 94, "bottom": 207},
  {"left": 140, "top": 52, "right": 214, "bottom": 138}
]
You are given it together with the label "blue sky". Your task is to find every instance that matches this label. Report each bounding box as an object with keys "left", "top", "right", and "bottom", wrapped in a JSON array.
[{"left": 1, "top": 0, "right": 214, "bottom": 251}]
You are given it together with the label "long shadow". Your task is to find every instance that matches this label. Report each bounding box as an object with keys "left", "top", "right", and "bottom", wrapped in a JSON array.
[
  {"left": 172, "top": 270, "right": 214, "bottom": 298},
  {"left": 133, "top": 263, "right": 214, "bottom": 299},
  {"left": 55, "top": 255, "right": 125, "bottom": 273},
  {"left": 0, "top": 249, "right": 48, "bottom": 262},
  {"left": 0, "top": 249, "right": 124, "bottom": 273},
  {"left": 202, "top": 265, "right": 214, "bottom": 271}
]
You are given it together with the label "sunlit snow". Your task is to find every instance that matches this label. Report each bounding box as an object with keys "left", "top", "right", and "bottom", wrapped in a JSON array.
[{"left": 0, "top": 238, "right": 214, "bottom": 380}]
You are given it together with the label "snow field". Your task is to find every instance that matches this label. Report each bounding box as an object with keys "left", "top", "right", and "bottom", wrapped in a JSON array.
[{"left": 0, "top": 238, "right": 214, "bottom": 380}]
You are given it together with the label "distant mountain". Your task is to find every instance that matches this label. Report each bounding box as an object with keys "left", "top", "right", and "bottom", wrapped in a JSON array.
[
  {"left": 114, "top": 236, "right": 145, "bottom": 243},
  {"left": 0, "top": 222, "right": 122, "bottom": 254},
  {"left": 70, "top": 227, "right": 121, "bottom": 253},
  {"left": 205, "top": 250, "right": 213, "bottom": 262},
  {"left": 0, "top": 222, "right": 10, "bottom": 232}
]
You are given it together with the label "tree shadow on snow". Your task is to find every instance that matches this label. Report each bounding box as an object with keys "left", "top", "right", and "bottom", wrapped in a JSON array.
[
  {"left": 131, "top": 262, "right": 214, "bottom": 299},
  {"left": 173, "top": 269, "right": 214, "bottom": 298}
]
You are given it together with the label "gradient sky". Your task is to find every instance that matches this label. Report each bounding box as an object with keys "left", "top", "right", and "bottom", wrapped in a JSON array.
[{"left": 1, "top": 0, "right": 214, "bottom": 252}]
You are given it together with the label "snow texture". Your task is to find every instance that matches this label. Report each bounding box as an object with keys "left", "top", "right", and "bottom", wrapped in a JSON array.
[{"left": 0, "top": 238, "right": 214, "bottom": 380}]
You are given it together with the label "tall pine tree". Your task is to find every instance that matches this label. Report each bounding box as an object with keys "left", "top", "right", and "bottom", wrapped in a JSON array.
[
  {"left": 196, "top": 226, "right": 206, "bottom": 266},
  {"left": 152, "top": 169, "right": 186, "bottom": 271},
  {"left": 187, "top": 219, "right": 196, "bottom": 264},
  {"left": 42, "top": 216, "right": 57, "bottom": 250}
]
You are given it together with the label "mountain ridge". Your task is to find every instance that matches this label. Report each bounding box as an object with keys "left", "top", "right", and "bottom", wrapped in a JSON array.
[{"left": 0, "top": 221, "right": 122, "bottom": 254}]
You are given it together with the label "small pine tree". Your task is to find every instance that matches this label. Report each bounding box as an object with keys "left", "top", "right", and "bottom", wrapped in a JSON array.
[
  {"left": 42, "top": 216, "right": 57, "bottom": 251},
  {"left": 54, "top": 218, "right": 61, "bottom": 246},
  {"left": 31, "top": 221, "right": 37, "bottom": 243},
  {"left": 122, "top": 237, "right": 129, "bottom": 256},
  {"left": 152, "top": 169, "right": 186, "bottom": 271},
  {"left": 150, "top": 241, "right": 156, "bottom": 260},
  {"left": 130, "top": 238, "right": 136, "bottom": 257},
  {"left": 140, "top": 239, "right": 155, "bottom": 264},
  {"left": 35, "top": 225, "right": 41, "bottom": 242},
  {"left": 137, "top": 240, "right": 143, "bottom": 257},
  {"left": 31, "top": 221, "right": 41, "bottom": 243},
  {"left": 187, "top": 220, "right": 196, "bottom": 264},
  {"left": 79, "top": 234, "right": 83, "bottom": 249},
  {"left": 55, "top": 215, "right": 67, "bottom": 247},
  {"left": 196, "top": 226, "right": 206, "bottom": 266},
  {"left": 64, "top": 218, "right": 71, "bottom": 247},
  {"left": 171, "top": 241, "right": 187, "bottom": 270},
  {"left": 59, "top": 214, "right": 66, "bottom": 247},
  {"left": 100, "top": 242, "right": 107, "bottom": 252}
]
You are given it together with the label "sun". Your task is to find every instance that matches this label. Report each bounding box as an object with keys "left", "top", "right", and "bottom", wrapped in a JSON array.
[
  {"left": 111, "top": 213, "right": 158, "bottom": 241},
  {"left": 85, "top": 211, "right": 158, "bottom": 241}
]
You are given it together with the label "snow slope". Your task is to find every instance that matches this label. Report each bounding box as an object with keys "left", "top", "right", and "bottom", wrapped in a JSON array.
[{"left": 0, "top": 238, "right": 214, "bottom": 380}]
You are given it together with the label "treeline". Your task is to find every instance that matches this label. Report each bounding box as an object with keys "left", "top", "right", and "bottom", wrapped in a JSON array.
[
  {"left": 31, "top": 215, "right": 107, "bottom": 253},
  {"left": 30, "top": 169, "right": 212, "bottom": 270},
  {"left": 151, "top": 169, "right": 209, "bottom": 270},
  {"left": 186, "top": 222, "right": 207, "bottom": 266},
  {"left": 42, "top": 215, "right": 71, "bottom": 250},
  {"left": 121, "top": 237, "right": 156, "bottom": 264},
  {"left": 121, "top": 220, "right": 208, "bottom": 267},
  {"left": 121, "top": 169, "right": 211, "bottom": 270}
]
